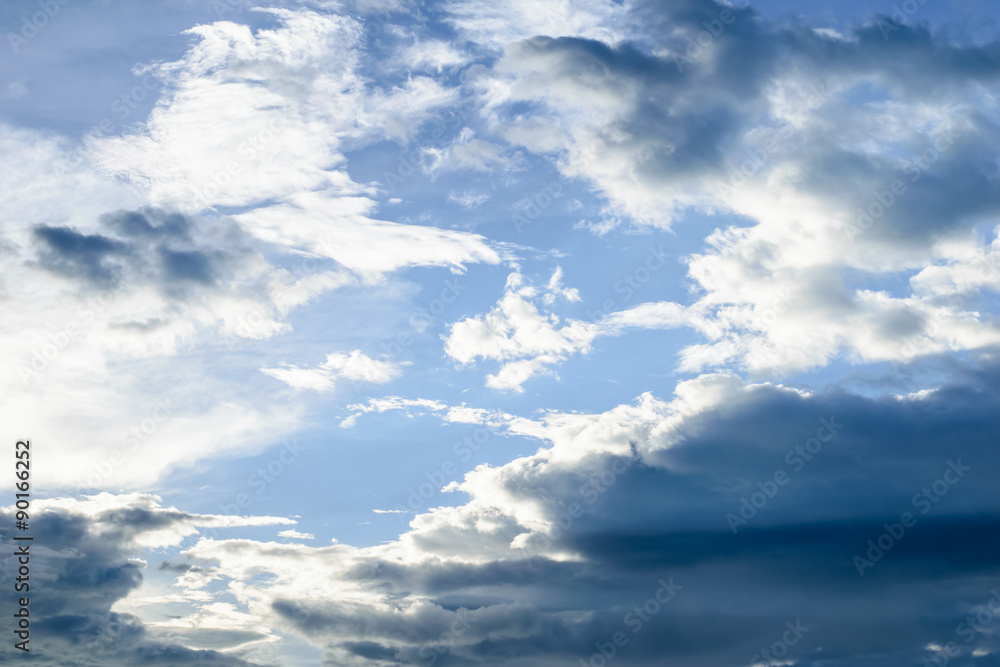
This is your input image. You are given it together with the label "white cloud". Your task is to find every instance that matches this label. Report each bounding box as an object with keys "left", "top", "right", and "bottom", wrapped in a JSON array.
[
  {"left": 86, "top": 8, "right": 499, "bottom": 283},
  {"left": 0, "top": 5, "right": 507, "bottom": 494},
  {"left": 278, "top": 529, "right": 316, "bottom": 540},
  {"left": 422, "top": 128, "right": 509, "bottom": 176},
  {"left": 442, "top": 270, "right": 692, "bottom": 391},
  {"left": 261, "top": 350, "right": 403, "bottom": 392},
  {"left": 478, "top": 13, "right": 1000, "bottom": 376},
  {"left": 448, "top": 190, "right": 491, "bottom": 208},
  {"left": 398, "top": 39, "right": 469, "bottom": 73},
  {"left": 446, "top": 0, "right": 628, "bottom": 48},
  {"left": 233, "top": 191, "right": 500, "bottom": 282},
  {"left": 339, "top": 396, "right": 450, "bottom": 427}
]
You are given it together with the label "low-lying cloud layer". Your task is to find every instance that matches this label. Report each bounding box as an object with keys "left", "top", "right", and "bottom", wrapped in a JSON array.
[{"left": 126, "top": 367, "right": 1000, "bottom": 665}]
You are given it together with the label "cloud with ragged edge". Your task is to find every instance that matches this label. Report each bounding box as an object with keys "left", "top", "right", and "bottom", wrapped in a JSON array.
[
  {"left": 4, "top": 0, "right": 1000, "bottom": 665},
  {"left": 0, "top": 5, "right": 503, "bottom": 492},
  {"left": 0, "top": 493, "right": 293, "bottom": 665},
  {"left": 152, "top": 367, "right": 1000, "bottom": 665}
]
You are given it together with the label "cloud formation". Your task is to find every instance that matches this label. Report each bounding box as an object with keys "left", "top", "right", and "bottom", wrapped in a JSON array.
[
  {"left": 154, "top": 367, "right": 1000, "bottom": 666},
  {"left": 0, "top": 493, "right": 292, "bottom": 665}
]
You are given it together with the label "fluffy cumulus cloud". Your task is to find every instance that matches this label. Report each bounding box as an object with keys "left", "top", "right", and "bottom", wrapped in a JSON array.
[
  {"left": 477, "top": 0, "right": 1000, "bottom": 376},
  {"left": 443, "top": 268, "right": 687, "bottom": 390}
]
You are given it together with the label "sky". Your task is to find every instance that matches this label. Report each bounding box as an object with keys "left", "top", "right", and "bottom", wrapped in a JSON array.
[{"left": 1, "top": 0, "right": 1000, "bottom": 665}]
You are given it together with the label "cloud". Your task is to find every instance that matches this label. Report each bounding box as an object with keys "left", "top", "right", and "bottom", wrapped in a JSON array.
[
  {"left": 466, "top": 0, "right": 1000, "bottom": 376},
  {"left": 0, "top": 4, "right": 504, "bottom": 494},
  {"left": 341, "top": 396, "right": 514, "bottom": 429},
  {"left": 85, "top": 7, "right": 500, "bottom": 283},
  {"left": 0, "top": 203, "right": 351, "bottom": 491},
  {"left": 447, "top": 191, "right": 491, "bottom": 209},
  {"left": 87, "top": 9, "right": 367, "bottom": 211},
  {"left": 0, "top": 494, "right": 292, "bottom": 665},
  {"left": 446, "top": 0, "right": 628, "bottom": 49},
  {"left": 397, "top": 39, "right": 469, "bottom": 73},
  {"left": 155, "top": 366, "right": 1000, "bottom": 666},
  {"left": 8, "top": 2, "right": 1000, "bottom": 666},
  {"left": 231, "top": 191, "right": 500, "bottom": 282},
  {"left": 442, "top": 271, "right": 599, "bottom": 390},
  {"left": 262, "top": 351, "right": 403, "bottom": 392},
  {"left": 339, "top": 396, "right": 451, "bottom": 427},
  {"left": 442, "top": 269, "right": 689, "bottom": 391},
  {"left": 421, "top": 128, "right": 510, "bottom": 176},
  {"left": 279, "top": 530, "right": 316, "bottom": 540}
]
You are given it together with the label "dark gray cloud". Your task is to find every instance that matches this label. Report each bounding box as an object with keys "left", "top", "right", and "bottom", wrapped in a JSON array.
[
  {"left": 500, "top": 0, "right": 1000, "bottom": 245},
  {"left": 33, "top": 225, "right": 132, "bottom": 287},
  {"left": 0, "top": 502, "right": 261, "bottom": 666},
  {"left": 30, "top": 207, "right": 258, "bottom": 295},
  {"left": 210, "top": 362, "right": 1000, "bottom": 666}
]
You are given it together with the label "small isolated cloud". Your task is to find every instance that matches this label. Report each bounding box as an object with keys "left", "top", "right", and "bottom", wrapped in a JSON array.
[
  {"left": 448, "top": 191, "right": 491, "bottom": 208},
  {"left": 422, "top": 128, "right": 509, "bottom": 176},
  {"left": 443, "top": 269, "right": 689, "bottom": 391},
  {"left": 261, "top": 350, "right": 403, "bottom": 392},
  {"left": 278, "top": 529, "right": 316, "bottom": 540},
  {"left": 339, "top": 396, "right": 449, "bottom": 427}
]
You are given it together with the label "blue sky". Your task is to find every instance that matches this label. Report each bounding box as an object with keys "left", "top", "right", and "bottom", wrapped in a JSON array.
[{"left": 3, "top": 0, "right": 1000, "bottom": 665}]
